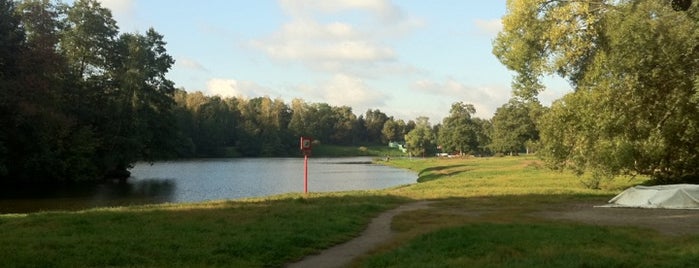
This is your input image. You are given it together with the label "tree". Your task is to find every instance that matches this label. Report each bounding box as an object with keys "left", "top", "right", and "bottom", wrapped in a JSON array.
[
  {"left": 329, "top": 106, "right": 356, "bottom": 145},
  {"left": 61, "top": 0, "right": 118, "bottom": 78},
  {"left": 109, "top": 29, "right": 177, "bottom": 162},
  {"left": 405, "top": 117, "right": 435, "bottom": 157},
  {"left": 438, "top": 102, "right": 478, "bottom": 156},
  {"left": 472, "top": 117, "right": 493, "bottom": 156},
  {"left": 2, "top": 0, "right": 181, "bottom": 182},
  {"left": 364, "top": 109, "right": 389, "bottom": 144},
  {"left": 489, "top": 99, "right": 540, "bottom": 155},
  {"left": 382, "top": 118, "right": 403, "bottom": 144},
  {"left": 495, "top": 0, "right": 699, "bottom": 183},
  {"left": 0, "top": 0, "right": 26, "bottom": 179}
]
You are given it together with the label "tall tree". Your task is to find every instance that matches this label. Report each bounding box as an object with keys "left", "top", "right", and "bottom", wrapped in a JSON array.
[
  {"left": 495, "top": 0, "right": 699, "bottom": 183},
  {"left": 438, "top": 102, "right": 478, "bottom": 155},
  {"left": 329, "top": 106, "right": 356, "bottom": 145},
  {"left": 405, "top": 117, "right": 435, "bottom": 157},
  {"left": 0, "top": 0, "right": 26, "bottom": 179},
  {"left": 381, "top": 118, "right": 401, "bottom": 143},
  {"left": 489, "top": 99, "right": 540, "bottom": 155},
  {"left": 109, "top": 29, "right": 176, "bottom": 162},
  {"left": 364, "top": 109, "right": 389, "bottom": 144}
]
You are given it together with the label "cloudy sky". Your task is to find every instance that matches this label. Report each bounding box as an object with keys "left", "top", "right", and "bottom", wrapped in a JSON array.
[{"left": 97, "top": 0, "right": 572, "bottom": 122}]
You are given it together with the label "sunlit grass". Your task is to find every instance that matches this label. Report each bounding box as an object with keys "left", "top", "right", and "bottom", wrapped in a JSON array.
[
  {"left": 311, "top": 144, "right": 406, "bottom": 157},
  {"left": 383, "top": 156, "right": 643, "bottom": 199}
]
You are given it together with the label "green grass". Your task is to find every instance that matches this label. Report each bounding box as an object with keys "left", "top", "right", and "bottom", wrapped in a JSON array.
[
  {"left": 0, "top": 193, "right": 407, "bottom": 267},
  {"left": 2, "top": 155, "right": 695, "bottom": 267},
  {"left": 310, "top": 144, "right": 406, "bottom": 157},
  {"left": 384, "top": 156, "right": 637, "bottom": 199},
  {"left": 355, "top": 156, "right": 699, "bottom": 267},
  {"left": 362, "top": 223, "right": 699, "bottom": 267}
]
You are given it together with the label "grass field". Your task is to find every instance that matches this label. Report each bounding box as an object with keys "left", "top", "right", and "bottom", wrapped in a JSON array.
[
  {"left": 1, "top": 156, "right": 697, "bottom": 267},
  {"left": 310, "top": 144, "right": 406, "bottom": 157}
]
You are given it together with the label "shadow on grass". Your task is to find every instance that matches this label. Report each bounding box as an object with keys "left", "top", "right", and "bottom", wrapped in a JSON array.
[
  {"left": 364, "top": 194, "right": 699, "bottom": 267},
  {"left": 0, "top": 193, "right": 414, "bottom": 267},
  {"left": 418, "top": 164, "right": 471, "bottom": 183}
]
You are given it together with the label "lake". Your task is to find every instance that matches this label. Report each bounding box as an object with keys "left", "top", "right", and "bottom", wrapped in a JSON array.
[{"left": 0, "top": 157, "right": 416, "bottom": 214}]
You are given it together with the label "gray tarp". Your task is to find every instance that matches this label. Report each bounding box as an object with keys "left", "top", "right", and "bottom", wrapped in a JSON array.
[{"left": 603, "top": 184, "right": 699, "bottom": 209}]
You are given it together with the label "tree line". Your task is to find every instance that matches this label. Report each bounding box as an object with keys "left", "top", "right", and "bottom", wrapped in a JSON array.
[
  {"left": 8, "top": 0, "right": 694, "bottom": 188},
  {"left": 1, "top": 0, "right": 177, "bottom": 183},
  {"left": 170, "top": 90, "right": 542, "bottom": 159},
  {"left": 0, "top": 0, "right": 545, "bottom": 184}
]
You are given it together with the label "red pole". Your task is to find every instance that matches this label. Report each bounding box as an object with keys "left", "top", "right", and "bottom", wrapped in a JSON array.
[{"left": 304, "top": 154, "right": 308, "bottom": 193}]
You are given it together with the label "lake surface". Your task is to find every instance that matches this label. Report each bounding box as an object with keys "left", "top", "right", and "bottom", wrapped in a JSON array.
[{"left": 0, "top": 157, "right": 416, "bottom": 214}]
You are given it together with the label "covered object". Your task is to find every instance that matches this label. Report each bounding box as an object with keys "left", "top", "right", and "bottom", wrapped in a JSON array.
[{"left": 604, "top": 184, "right": 699, "bottom": 209}]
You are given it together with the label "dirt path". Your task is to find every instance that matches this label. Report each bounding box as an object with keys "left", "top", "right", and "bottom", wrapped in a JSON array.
[{"left": 286, "top": 201, "right": 435, "bottom": 268}]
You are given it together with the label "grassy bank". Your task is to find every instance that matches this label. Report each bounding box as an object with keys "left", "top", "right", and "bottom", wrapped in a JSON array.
[
  {"left": 310, "top": 144, "right": 406, "bottom": 157},
  {"left": 2, "top": 156, "right": 697, "bottom": 267}
]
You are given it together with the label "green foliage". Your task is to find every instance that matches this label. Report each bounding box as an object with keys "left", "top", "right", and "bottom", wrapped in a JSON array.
[
  {"left": 490, "top": 99, "right": 542, "bottom": 155},
  {"left": 437, "top": 102, "right": 490, "bottom": 156},
  {"left": 0, "top": 0, "right": 177, "bottom": 182},
  {"left": 405, "top": 117, "right": 436, "bottom": 157},
  {"left": 495, "top": 0, "right": 699, "bottom": 183},
  {"left": 363, "top": 109, "right": 390, "bottom": 144},
  {"left": 381, "top": 118, "right": 408, "bottom": 144}
]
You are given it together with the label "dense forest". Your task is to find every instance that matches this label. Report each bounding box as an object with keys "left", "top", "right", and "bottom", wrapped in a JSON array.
[{"left": 4, "top": 0, "right": 696, "bottom": 187}]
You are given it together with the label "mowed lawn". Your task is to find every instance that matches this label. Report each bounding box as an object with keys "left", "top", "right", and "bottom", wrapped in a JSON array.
[{"left": 1, "top": 156, "right": 698, "bottom": 267}]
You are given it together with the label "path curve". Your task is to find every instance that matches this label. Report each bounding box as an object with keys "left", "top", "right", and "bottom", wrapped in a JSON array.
[{"left": 286, "top": 201, "right": 434, "bottom": 268}]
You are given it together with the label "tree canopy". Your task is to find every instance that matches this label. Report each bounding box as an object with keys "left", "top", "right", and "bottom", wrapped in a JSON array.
[
  {"left": 1, "top": 0, "right": 176, "bottom": 182},
  {"left": 495, "top": 0, "right": 699, "bottom": 183}
]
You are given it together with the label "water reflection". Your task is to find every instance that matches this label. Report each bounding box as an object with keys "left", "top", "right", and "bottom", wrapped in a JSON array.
[
  {"left": 89, "top": 179, "right": 176, "bottom": 205},
  {"left": 0, "top": 179, "right": 176, "bottom": 214}
]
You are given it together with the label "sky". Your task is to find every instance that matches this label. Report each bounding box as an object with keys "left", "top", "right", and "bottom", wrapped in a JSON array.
[{"left": 96, "top": 0, "right": 572, "bottom": 122}]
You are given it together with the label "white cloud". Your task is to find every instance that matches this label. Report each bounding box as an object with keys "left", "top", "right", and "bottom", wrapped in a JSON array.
[
  {"left": 254, "top": 19, "right": 395, "bottom": 63},
  {"left": 252, "top": 0, "right": 420, "bottom": 76},
  {"left": 98, "top": 0, "right": 134, "bottom": 14},
  {"left": 413, "top": 79, "right": 511, "bottom": 118},
  {"left": 295, "top": 74, "right": 387, "bottom": 111},
  {"left": 97, "top": 0, "right": 135, "bottom": 22},
  {"left": 474, "top": 18, "right": 503, "bottom": 37},
  {"left": 279, "top": 0, "right": 400, "bottom": 21},
  {"left": 176, "top": 57, "right": 208, "bottom": 72},
  {"left": 325, "top": 74, "right": 387, "bottom": 108},
  {"left": 206, "top": 78, "right": 274, "bottom": 99}
]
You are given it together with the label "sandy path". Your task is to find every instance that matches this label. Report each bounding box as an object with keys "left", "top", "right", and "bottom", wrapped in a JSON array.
[{"left": 286, "top": 201, "right": 434, "bottom": 268}]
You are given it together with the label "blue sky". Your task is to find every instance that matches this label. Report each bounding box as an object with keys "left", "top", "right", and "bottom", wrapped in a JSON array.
[{"left": 98, "top": 0, "right": 572, "bottom": 122}]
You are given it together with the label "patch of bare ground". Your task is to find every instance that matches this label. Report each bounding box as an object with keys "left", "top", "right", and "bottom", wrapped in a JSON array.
[{"left": 533, "top": 202, "right": 699, "bottom": 236}]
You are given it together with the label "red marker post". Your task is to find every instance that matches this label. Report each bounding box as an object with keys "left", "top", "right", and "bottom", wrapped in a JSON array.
[{"left": 300, "top": 137, "right": 312, "bottom": 193}]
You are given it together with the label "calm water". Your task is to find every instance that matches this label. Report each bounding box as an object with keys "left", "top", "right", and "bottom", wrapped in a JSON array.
[{"left": 0, "top": 157, "right": 416, "bottom": 213}]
